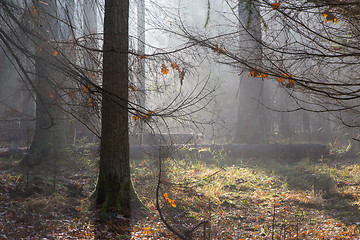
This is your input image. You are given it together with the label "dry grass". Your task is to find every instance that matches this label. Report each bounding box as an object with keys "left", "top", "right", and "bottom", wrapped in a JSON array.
[
  {"left": 1, "top": 151, "right": 360, "bottom": 239},
  {"left": 132, "top": 155, "right": 360, "bottom": 239}
]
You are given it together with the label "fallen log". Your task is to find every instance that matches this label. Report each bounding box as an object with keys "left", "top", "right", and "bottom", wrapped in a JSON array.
[
  {"left": 129, "top": 133, "right": 202, "bottom": 145},
  {"left": 129, "top": 143, "right": 329, "bottom": 160},
  {"left": 0, "top": 147, "right": 27, "bottom": 158}
]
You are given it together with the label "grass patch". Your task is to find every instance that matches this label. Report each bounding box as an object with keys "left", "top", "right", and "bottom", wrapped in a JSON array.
[{"left": 132, "top": 156, "right": 360, "bottom": 239}]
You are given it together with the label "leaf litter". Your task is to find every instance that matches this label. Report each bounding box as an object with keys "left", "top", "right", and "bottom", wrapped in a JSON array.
[{"left": 1, "top": 153, "right": 360, "bottom": 239}]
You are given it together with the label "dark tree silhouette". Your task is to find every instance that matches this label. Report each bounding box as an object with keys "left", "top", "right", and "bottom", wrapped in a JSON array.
[{"left": 95, "top": 0, "right": 135, "bottom": 213}]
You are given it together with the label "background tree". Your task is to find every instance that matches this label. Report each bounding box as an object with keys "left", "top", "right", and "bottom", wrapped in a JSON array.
[
  {"left": 24, "top": 0, "right": 67, "bottom": 168},
  {"left": 168, "top": 0, "right": 360, "bottom": 148},
  {"left": 135, "top": 0, "right": 146, "bottom": 144},
  {"left": 235, "top": 0, "right": 269, "bottom": 144}
]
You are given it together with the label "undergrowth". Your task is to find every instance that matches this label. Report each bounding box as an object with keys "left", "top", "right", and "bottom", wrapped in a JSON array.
[{"left": 1, "top": 151, "right": 360, "bottom": 239}]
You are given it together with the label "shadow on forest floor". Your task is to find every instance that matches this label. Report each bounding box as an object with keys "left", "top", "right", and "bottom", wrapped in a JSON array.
[
  {"left": 236, "top": 156, "right": 360, "bottom": 225},
  {"left": 0, "top": 156, "right": 156, "bottom": 239}
]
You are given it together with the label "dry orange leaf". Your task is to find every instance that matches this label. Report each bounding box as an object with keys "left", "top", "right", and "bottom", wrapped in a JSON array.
[
  {"left": 217, "top": 48, "right": 225, "bottom": 55},
  {"left": 143, "top": 110, "right": 152, "bottom": 120},
  {"left": 259, "top": 72, "right": 268, "bottom": 80},
  {"left": 83, "top": 86, "right": 90, "bottom": 93},
  {"left": 271, "top": 0, "right": 281, "bottom": 10},
  {"left": 212, "top": 45, "right": 219, "bottom": 53},
  {"left": 88, "top": 98, "right": 93, "bottom": 106},
  {"left": 286, "top": 79, "right": 295, "bottom": 88},
  {"left": 168, "top": 199, "right": 176, "bottom": 208},
  {"left": 30, "top": 6, "right": 37, "bottom": 16},
  {"left": 52, "top": 50, "right": 58, "bottom": 57},
  {"left": 212, "top": 45, "right": 225, "bottom": 55},
  {"left": 284, "top": 73, "right": 294, "bottom": 79},
  {"left": 249, "top": 68, "right": 268, "bottom": 80},
  {"left": 132, "top": 114, "right": 139, "bottom": 122},
  {"left": 161, "top": 64, "right": 169, "bottom": 75},
  {"left": 171, "top": 62, "right": 179, "bottom": 70},
  {"left": 163, "top": 193, "right": 168, "bottom": 201},
  {"left": 277, "top": 72, "right": 295, "bottom": 88},
  {"left": 323, "top": 9, "right": 338, "bottom": 24}
]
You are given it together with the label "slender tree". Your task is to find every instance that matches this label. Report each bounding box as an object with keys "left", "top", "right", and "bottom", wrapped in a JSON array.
[
  {"left": 136, "top": 0, "right": 146, "bottom": 144},
  {"left": 235, "top": 0, "right": 267, "bottom": 143}
]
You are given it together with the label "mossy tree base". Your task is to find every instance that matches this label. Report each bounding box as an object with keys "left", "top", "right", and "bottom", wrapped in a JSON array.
[{"left": 95, "top": 174, "right": 147, "bottom": 215}]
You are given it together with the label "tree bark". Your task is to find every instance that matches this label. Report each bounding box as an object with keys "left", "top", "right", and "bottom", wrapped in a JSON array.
[{"left": 96, "top": 0, "right": 134, "bottom": 213}]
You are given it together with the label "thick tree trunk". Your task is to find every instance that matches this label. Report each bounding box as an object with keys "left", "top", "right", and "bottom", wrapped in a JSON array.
[{"left": 96, "top": 0, "right": 135, "bottom": 213}]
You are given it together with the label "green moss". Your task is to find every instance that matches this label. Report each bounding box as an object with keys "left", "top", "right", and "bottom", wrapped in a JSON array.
[{"left": 96, "top": 176, "right": 147, "bottom": 213}]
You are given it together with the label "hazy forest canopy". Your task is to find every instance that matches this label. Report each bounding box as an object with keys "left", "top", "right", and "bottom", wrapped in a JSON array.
[{"left": 1, "top": 0, "right": 360, "bottom": 239}]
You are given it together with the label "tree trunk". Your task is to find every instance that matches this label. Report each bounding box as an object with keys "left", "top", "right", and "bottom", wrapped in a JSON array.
[
  {"left": 302, "top": 110, "right": 311, "bottom": 143},
  {"left": 279, "top": 89, "right": 292, "bottom": 143},
  {"left": 19, "top": 90, "right": 35, "bottom": 146},
  {"left": 83, "top": 0, "right": 98, "bottom": 68},
  {"left": 96, "top": 0, "right": 134, "bottom": 213},
  {"left": 235, "top": 0, "right": 266, "bottom": 144},
  {"left": 137, "top": 0, "right": 146, "bottom": 108},
  {"left": 136, "top": 0, "right": 146, "bottom": 144},
  {"left": 24, "top": 0, "right": 67, "bottom": 167}
]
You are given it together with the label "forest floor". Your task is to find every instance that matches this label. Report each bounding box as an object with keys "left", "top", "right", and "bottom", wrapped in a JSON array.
[{"left": 1, "top": 148, "right": 360, "bottom": 239}]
